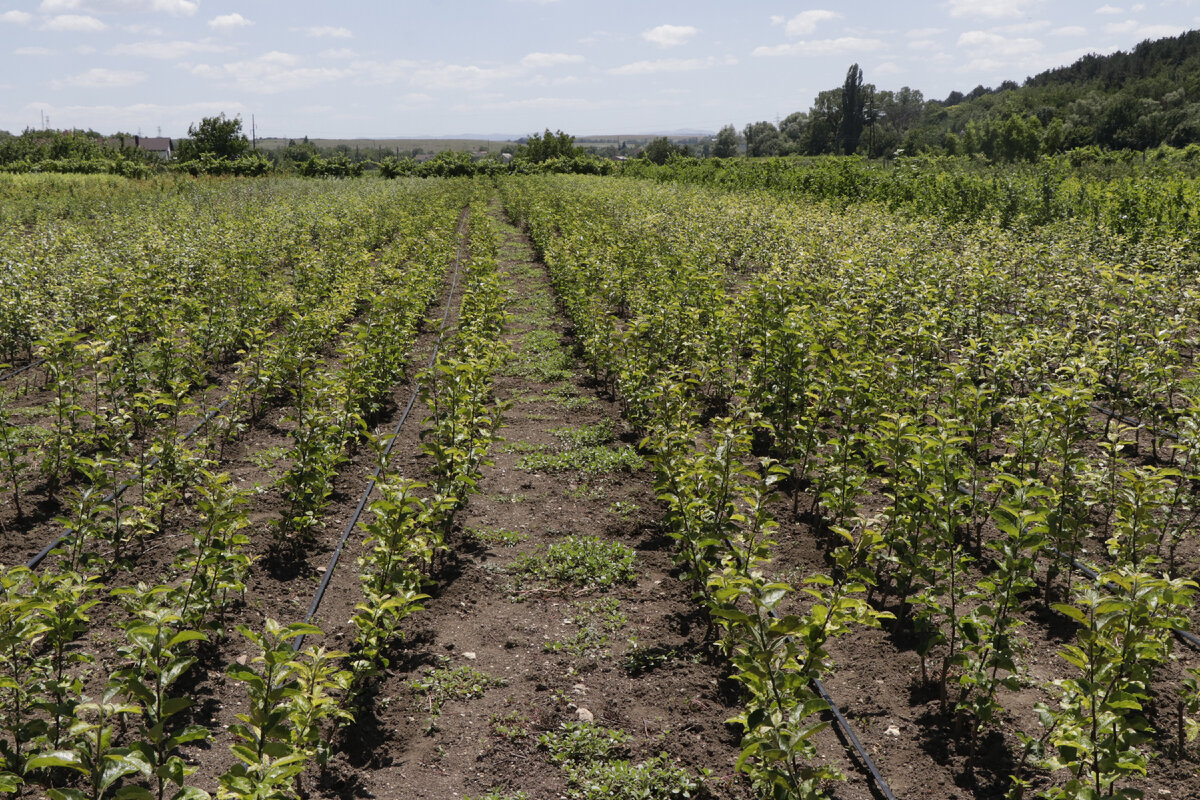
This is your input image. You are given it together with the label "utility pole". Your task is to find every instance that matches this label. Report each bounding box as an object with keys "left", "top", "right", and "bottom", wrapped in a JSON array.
[{"left": 252, "top": 114, "right": 257, "bottom": 150}]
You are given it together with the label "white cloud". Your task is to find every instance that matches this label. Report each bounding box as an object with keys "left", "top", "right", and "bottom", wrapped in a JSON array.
[
  {"left": 191, "top": 51, "right": 355, "bottom": 93},
  {"left": 208, "top": 13, "right": 251, "bottom": 31},
  {"left": 608, "top": 55, "right": 737, "bottom": 75},
  {"left": 304, "top": 25, "right": 351, "bottom": 39},
  {"left": 944, "top": 0, "right": 1042, "bottom": 19},
  {"left": 410, "top": 63, "right": 514, "bottom": 90},
  {"left": 22, "top": 100, "right": 247, "bottom": 134},
  {"left": 0, "top": 10, "right": 32, "bottom": 23},
  {"left": 1095, "top": 4, "right": 1122, "bottom": 13},
  {"left": 56, "top": 67, "right": 147, "bottom": 88},
  {"left": 776, "top": 10, "right": 841, "bottom": 36},
  {"left": 752, "top": 37, "right": 886, "bottom": 57},
  {"left": 1051, "top": 25, "right": 1087, "bottom": 35},
  {"left": 520, "top": 51, "right": 584, "bottom": 68},
  {"left": 1104, "top": 19, "right": 1186, "bottom": 37},
  {"left": 994, "top": 20, "right": 1051, "bottom": 33},
  {"left": 465, "top": 96, "right": 600, "bottom": 112},
  {"left": 15, "top": 46, "right": 57, "bottom": 55},
  {"left": 641, "top": 24, "right": 697, "bottom": 47},
  {"left": 404, "top": 53, "right": 582, "bottom": 90},
  {"left": 110, "top": 39, "right": 232, "bottom": 58},
  {"left": 395, "top": 92, "right": 432, "bottom": 110},
  {"left": 40, "top": 0, "right": 196, "bottom": 15},
  {"left": 957, "top": 29, "right": 1043, "bottom": 54},
  {"left": 874, "top": 61, "right": 901, "bottom": 75},
  {"left": 955, "top": 29, "right": 1051, "bottom": 72},
  {"left": 43, "top": 13, "right": 106, "bottom": 30}
]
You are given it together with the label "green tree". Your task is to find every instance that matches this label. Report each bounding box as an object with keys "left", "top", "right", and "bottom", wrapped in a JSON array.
[
  {"left": 778, "top": 112, "right": 808, "bottom": 154},
  {"left": 177, "top": 114, "right": 249, "bottom": 160},
  {"left": 807, "top": 89, "right": 842, "bottom": 154},
  {"left": 712, "top": 124, "right": 740, "bottom": 157},
  {"left": 641, "top": 136, "right": 688, "bottom": 165},
  {"left": 839, "top": 63, "right": 866, "bottom": 154},
  {"left": 516, "top": 129, "right": 579, "bottom": 163},
  {"left": 742, "top": 121, "right": 781, "bottom": 157}
]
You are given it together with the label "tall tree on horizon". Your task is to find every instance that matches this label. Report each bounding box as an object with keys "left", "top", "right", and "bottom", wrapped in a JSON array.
[{"left": 839, "top": 63, "right": 866, "bottom": 154}]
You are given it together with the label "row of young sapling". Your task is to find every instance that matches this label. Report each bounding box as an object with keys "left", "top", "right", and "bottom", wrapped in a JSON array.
[
  {"left": 0, "top": 182, "right": 466, "bottom": 543},
  {"left": 0, "top": 194, "right": 507, "bottom": 797},
  {"left": 0, "top": 184, "right": 467, "bottom": 563},
  {"left": 500, "top": 174, "right": 1200, "bottom": 799}
]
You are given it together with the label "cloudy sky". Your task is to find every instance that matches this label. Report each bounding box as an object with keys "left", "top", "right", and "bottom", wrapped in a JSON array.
[{"left": 1, "top": 0, "right": 1197, "bottom": 139}]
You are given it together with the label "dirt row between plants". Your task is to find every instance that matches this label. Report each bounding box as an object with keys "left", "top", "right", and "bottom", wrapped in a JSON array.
[{"left": 300, "top": 206, "right": 775, "bottom": 800}]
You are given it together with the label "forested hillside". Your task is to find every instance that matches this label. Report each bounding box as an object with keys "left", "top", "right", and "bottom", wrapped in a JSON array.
[{"left": 740, "top": 29, "right": 1200, "bottom": 160}]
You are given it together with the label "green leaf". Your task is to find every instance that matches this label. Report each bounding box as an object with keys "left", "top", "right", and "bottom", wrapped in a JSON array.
[
  {"left": 166, "top": 630, "right": 207, "bottom": 650},
  {"left": 27, "top": 751, "right": 86, "bottom": 774},
  {"left": 169, "top": 789, "right": 211, "bottom": 800},
  {"left": 47, "top": 790, "right": 88, "bottom": 800}
]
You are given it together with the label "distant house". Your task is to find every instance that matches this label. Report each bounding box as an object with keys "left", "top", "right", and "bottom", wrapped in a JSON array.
[
  {"left": 134, "top": 136, "right": 172, "bottom": 159},
  {"left": 104, "top": 135, "right": 173, "bottom": 158}
]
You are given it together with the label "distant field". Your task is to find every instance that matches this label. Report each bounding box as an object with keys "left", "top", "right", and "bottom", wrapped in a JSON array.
[{"left": 256, "top": 137, "right": 513, "bottom": 154}]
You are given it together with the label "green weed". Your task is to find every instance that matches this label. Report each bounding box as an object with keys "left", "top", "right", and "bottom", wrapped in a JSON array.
[
  {"left": 518, "top": 445, "right": 643, "bottom": 475},
  {"left": 509, "top": 536, "right": 636, "bottom": 592}
]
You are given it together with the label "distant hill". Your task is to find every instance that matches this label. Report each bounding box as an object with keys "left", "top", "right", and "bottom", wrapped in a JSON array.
[
  {"left": 904, "top": 29, "right": 1200, "bottom": 153},
  {"left": 758, "top": 29, "right": 1200, "bottom": 159},
  {"left": 255, "top": 137, "right": 511, "bottom": 156}
]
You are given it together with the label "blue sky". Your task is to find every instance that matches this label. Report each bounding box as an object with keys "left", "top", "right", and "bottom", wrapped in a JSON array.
[{"left": 1, "top": 0, "right": 1198, "bottom": 139}]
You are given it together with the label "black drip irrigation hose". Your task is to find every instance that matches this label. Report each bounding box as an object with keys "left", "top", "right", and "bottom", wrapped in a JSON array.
[
  {"left": 955, "top": 482, "right": 1200, "bottom": 652},
  {"left": 0, "top": 358, "right": 46, "bottom": 383},
  {"left": 25, "top": 376, "right": 257, "bottom": 570},
  {"left": 812, "top": 676, "right": 899, "bottom": 800},
  {"left": 758, "top": 605, "right": 898, "bottom": 798},
  {"left": 1090, "top": 402, "right": 1179, "bottom": 442},
  {"left": 291, "top": 215, "right": 467, "bottom": 653},
  {"left": 1045, "top": 543, "right": 1200, "bottom": 651}
]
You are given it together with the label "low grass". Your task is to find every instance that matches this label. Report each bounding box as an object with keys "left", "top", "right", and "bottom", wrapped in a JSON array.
[
  {"left": 544, "top": 597, "right": 627, "bottom": 658},
  {"left": 508, "top": 535, "right": 636, "bottom": 592},
  {"left": 517, "top": 445, "right": 643, "bottom": 475}
]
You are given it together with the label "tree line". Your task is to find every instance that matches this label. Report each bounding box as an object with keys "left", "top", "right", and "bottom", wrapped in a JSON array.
[{"left": 713, "top": 29, "right": 1200, "bottom": 162}]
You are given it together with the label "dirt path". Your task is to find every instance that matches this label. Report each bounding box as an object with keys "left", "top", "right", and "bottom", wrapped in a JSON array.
[{"left": 319, "top": 207, "right": 753, "bottom": 800}]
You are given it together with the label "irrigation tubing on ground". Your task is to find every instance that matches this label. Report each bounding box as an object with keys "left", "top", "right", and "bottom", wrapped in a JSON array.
[
  {"left": 291, "top": 213, "right": 467, "bottom": 653},
  {"left": 760, "top": 606, "right": 899, "bottom": 799},
  {"left": 0, "top": 358, "right": 46, "bottom": 383},
  {"left": 812, "top": 676, "right": 900, "bottom": 800},
  {"left": 1043, "top": 543, "right": 1200, "bottom": 651},
  {"left": 25, "top": 376, "right": 257, "bottom": 570},
  {"left": 955, "top": 482, "right": 1200, "bottom": 653},
  {"left": 1090, "top": 402, "right": 1179, "bottom": 441}
]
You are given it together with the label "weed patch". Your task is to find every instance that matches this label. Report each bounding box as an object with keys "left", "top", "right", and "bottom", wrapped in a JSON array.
[
  {"left": 545, "top": 598, "right": 627, "bottom": 658},
  {"left": 470, "top": 526, "right": 528, "bottom": 546},
  {"left": 409, "top": 660, "right": 507, "bottom": 717},
  {"left": 538, "top": 722, "right": 704, "bottom": 800},
  {"left": 552, "top": 421, "right": 615, "bottom": 449},
  {"left": 509, "top": 535, "right": 636, "bottom": 591},
  {"left": 518, "top": 445, "right": 643, "bottom": 475}
]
